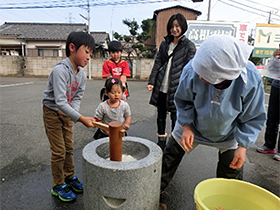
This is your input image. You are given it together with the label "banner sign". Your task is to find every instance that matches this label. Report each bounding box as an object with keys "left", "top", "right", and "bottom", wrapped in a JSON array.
[
  {"left": 185, "top": 20, "right": 249, "bottom": 47},
  {"left": 253, "top": 23, "right": 280, "bottom": 58}
]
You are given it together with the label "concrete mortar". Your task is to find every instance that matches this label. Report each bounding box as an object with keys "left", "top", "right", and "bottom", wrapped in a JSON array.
[{"left": 83, "top": 136, "right": 163, "bottom": 210}]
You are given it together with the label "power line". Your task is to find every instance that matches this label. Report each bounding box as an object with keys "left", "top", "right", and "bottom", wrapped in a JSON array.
[
  {"left": 0, "top": 2, "right": 85, "bottom": 9},
  {"left": 227, "top": 0, "right": 278, "bottom": 16},
  {"left": 0, "top": 0, "right": 186, "bottom": 9},
  {"left": 0, "top": 0, "right": 84, "bottom": 6},
  {"left": 242, "top": 0, "right": 279, "bottom": 12},
  {"left": 217, "top": 0, "right": 280, "bottom": 21}
]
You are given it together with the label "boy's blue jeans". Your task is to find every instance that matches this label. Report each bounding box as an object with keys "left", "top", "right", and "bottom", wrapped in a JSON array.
[{"left": 43, "top": 105, "right": 75, "bottom": 187}]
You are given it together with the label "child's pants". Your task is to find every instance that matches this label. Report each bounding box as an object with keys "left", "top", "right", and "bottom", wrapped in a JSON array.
[
  {"left": 161, "top": 135, "right": 243, "bottom": 191},
  {"left": 43, "top": 106, "right": 75, "bottom": 187}
]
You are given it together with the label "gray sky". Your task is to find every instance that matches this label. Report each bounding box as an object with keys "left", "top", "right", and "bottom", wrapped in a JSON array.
[{"left": 0, "top": 0, "right": 279, "bottom": 38}]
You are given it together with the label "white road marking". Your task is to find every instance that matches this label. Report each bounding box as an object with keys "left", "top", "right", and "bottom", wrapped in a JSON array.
[{"left": 0, "top": 82, "right": 34, "bottom": 88}]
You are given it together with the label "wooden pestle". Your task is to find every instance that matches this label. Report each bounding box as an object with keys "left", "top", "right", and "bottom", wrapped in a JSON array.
[
  {"left": 93, "top": 121, "right": 125, "bottom": 137},
  {"left": 93, "top": 121, "right": 125, "bottom": 161},
  {"left": 108, "top": 121, "right": 123, "bottom": 161}
]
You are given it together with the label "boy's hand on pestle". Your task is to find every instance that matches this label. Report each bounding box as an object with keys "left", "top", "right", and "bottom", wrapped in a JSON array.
[
  {"left": 92, "top": 118, "right": 96, "bottom": 128},
  {"left": 78, "top": 116, "right": 95, "bottom": 128}
]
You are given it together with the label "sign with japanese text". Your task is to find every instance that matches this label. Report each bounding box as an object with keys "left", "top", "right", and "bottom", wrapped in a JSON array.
[
  {"left": 185, "top": 20, "right": 249, "bottom": 48},
  {"left": 253, "top": 23, "right": 280, "bottom": 58}
]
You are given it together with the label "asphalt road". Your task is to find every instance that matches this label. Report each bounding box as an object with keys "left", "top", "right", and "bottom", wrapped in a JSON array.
[{"left": 0, "top": 77, "right": 279, "bottom": 210}]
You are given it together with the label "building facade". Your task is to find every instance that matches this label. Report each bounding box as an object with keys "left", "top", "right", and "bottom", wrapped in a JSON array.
[
  {"left": 0, "top": 22, "right": 110, "bottom": 58},
  {"left": 150, "top": 5, "right": 202, "bottom": 49}
]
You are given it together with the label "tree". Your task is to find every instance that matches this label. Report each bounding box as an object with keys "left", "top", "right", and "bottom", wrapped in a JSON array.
[{"left": 113, "top": 18, "right": 156, "bottom": 63}]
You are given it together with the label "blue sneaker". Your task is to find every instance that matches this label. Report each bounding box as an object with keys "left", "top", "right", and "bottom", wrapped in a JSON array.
[
  {"left": 51, "top": 184, "right": 76, "bottom": 202},
  {"left": 65, "top": 175, "right": 83, "bottom": 193}
]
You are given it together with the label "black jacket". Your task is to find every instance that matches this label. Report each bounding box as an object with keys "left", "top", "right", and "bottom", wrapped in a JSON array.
[{"left": 148, "top": 35, "right": 196, "bottom": 112}]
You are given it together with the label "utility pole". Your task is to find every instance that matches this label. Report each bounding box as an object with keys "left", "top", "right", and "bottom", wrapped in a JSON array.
[
  {"left": 80, "top": 1, "right": 91, "bottom": 80},
  {"left": 87, "top": 0, "right": 91, "bottom": 80},
  {"left": 268, "top": 11, "right": 271, "bottom": 24},
  {"left": 207, "top": 0, "right": 211, "bottom": 21}
]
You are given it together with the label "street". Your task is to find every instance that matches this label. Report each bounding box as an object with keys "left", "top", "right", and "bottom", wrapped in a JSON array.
[{"left": 0, "top": 77, "right": 279, "bottom": 210}]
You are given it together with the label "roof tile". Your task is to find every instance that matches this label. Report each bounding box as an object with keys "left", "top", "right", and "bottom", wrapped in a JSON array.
[{"left": 0, "top": 22, "right": 88, "bottom": 40}]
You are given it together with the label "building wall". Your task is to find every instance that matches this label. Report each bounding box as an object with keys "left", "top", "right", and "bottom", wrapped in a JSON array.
[
  {"left": 0, "top": 36, "right": 99, "bottom": 58},
  {"left": 0, "top": 35, "right": 25, "bottom": 56},
  {"left": 26, "top": 40, "right": 64, "bottom": 49},
  {"left": 0, "top": 37, "right": 65, "bottom": 56},
  {"left": 0, "top": 56, "right": 21, "bottom": 75},
  {"left": 0, "top": 35, "right": 20, "bottom": 45},
  {"left": 26, "top": 40, "right": 64, "bottom": 57},
  {"left": 156, "top": 9, "right": 199, "bottom": 48},
  {"left": 0, "top": 56, "right": 154, "bottom": 80}
]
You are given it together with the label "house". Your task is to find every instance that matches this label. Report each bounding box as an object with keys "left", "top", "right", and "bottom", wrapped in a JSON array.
[
  {"left": 90, "top": 31, "right": 110, "bottom": 58},
  {"left": 0, "top": 22, "right": 110, "bottom": 58},
  {"left": 146, "top": 5, "right": 202, "bottom": 49}
]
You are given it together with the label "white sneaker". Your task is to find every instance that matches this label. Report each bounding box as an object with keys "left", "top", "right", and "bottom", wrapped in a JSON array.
[{"left": 273, "top": 153, "right": 280, "bottom": 161}]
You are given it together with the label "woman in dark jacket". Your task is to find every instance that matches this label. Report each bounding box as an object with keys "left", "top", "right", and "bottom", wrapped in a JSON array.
[{"left": 147, "top": 13, "right": 196, "bottom": 150}]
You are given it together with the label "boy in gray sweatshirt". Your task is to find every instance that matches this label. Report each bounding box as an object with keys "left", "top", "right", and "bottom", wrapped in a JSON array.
[{"left": 43, "top": 31, "right": 95, "bottom": 202}]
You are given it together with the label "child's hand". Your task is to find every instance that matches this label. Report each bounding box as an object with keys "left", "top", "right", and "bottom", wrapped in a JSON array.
[
  {"left": 120, "top": 75, "right": 127, "bottom": 84},
  {"left": 121, "top": 93, "right": 127, "bottom": 101},
  {"left": 78, "top": 116, "right": 95, "bottom": 128},
  {"left": 123, "top": 123, "right": 130, "bottom": 130},
  {"left": 181, "top": 125, "right": 194, "bottom": 152}
]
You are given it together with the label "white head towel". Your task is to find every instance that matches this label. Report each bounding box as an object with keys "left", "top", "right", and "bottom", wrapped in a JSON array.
[{"left": 192, "top": 34, "right": 253, "bottom": 84}]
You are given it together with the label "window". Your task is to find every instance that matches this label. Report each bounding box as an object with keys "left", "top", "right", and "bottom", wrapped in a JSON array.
[
  {"left": 53, "top": 49, "right": 58, "bottom": 57},
  {"left": 38, "top": 49, "right": 59, "bottom": 57},
  {"left": 38, "top": 49, "right": 44, "bottom": 56}
]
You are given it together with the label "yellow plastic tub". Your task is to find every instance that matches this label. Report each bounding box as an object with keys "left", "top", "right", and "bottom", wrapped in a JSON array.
[{"left": 194, "top": 178, "right": 280, "bottom": 210}]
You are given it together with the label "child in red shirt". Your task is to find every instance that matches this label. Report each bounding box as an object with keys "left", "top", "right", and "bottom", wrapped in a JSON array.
[{"left": 102, "top": 41, "right": 131, "bottom": 100}]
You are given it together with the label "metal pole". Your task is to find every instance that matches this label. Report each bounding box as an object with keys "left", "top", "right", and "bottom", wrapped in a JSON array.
[
  {"left": 21, "top": 43, "right": 25, "bottom": 56},
  {"left": 87, "top": 0, "right": 91, "bottom": 80},
  {"left": 207, "top": 0, "right": 211, "bottom": 21}
]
